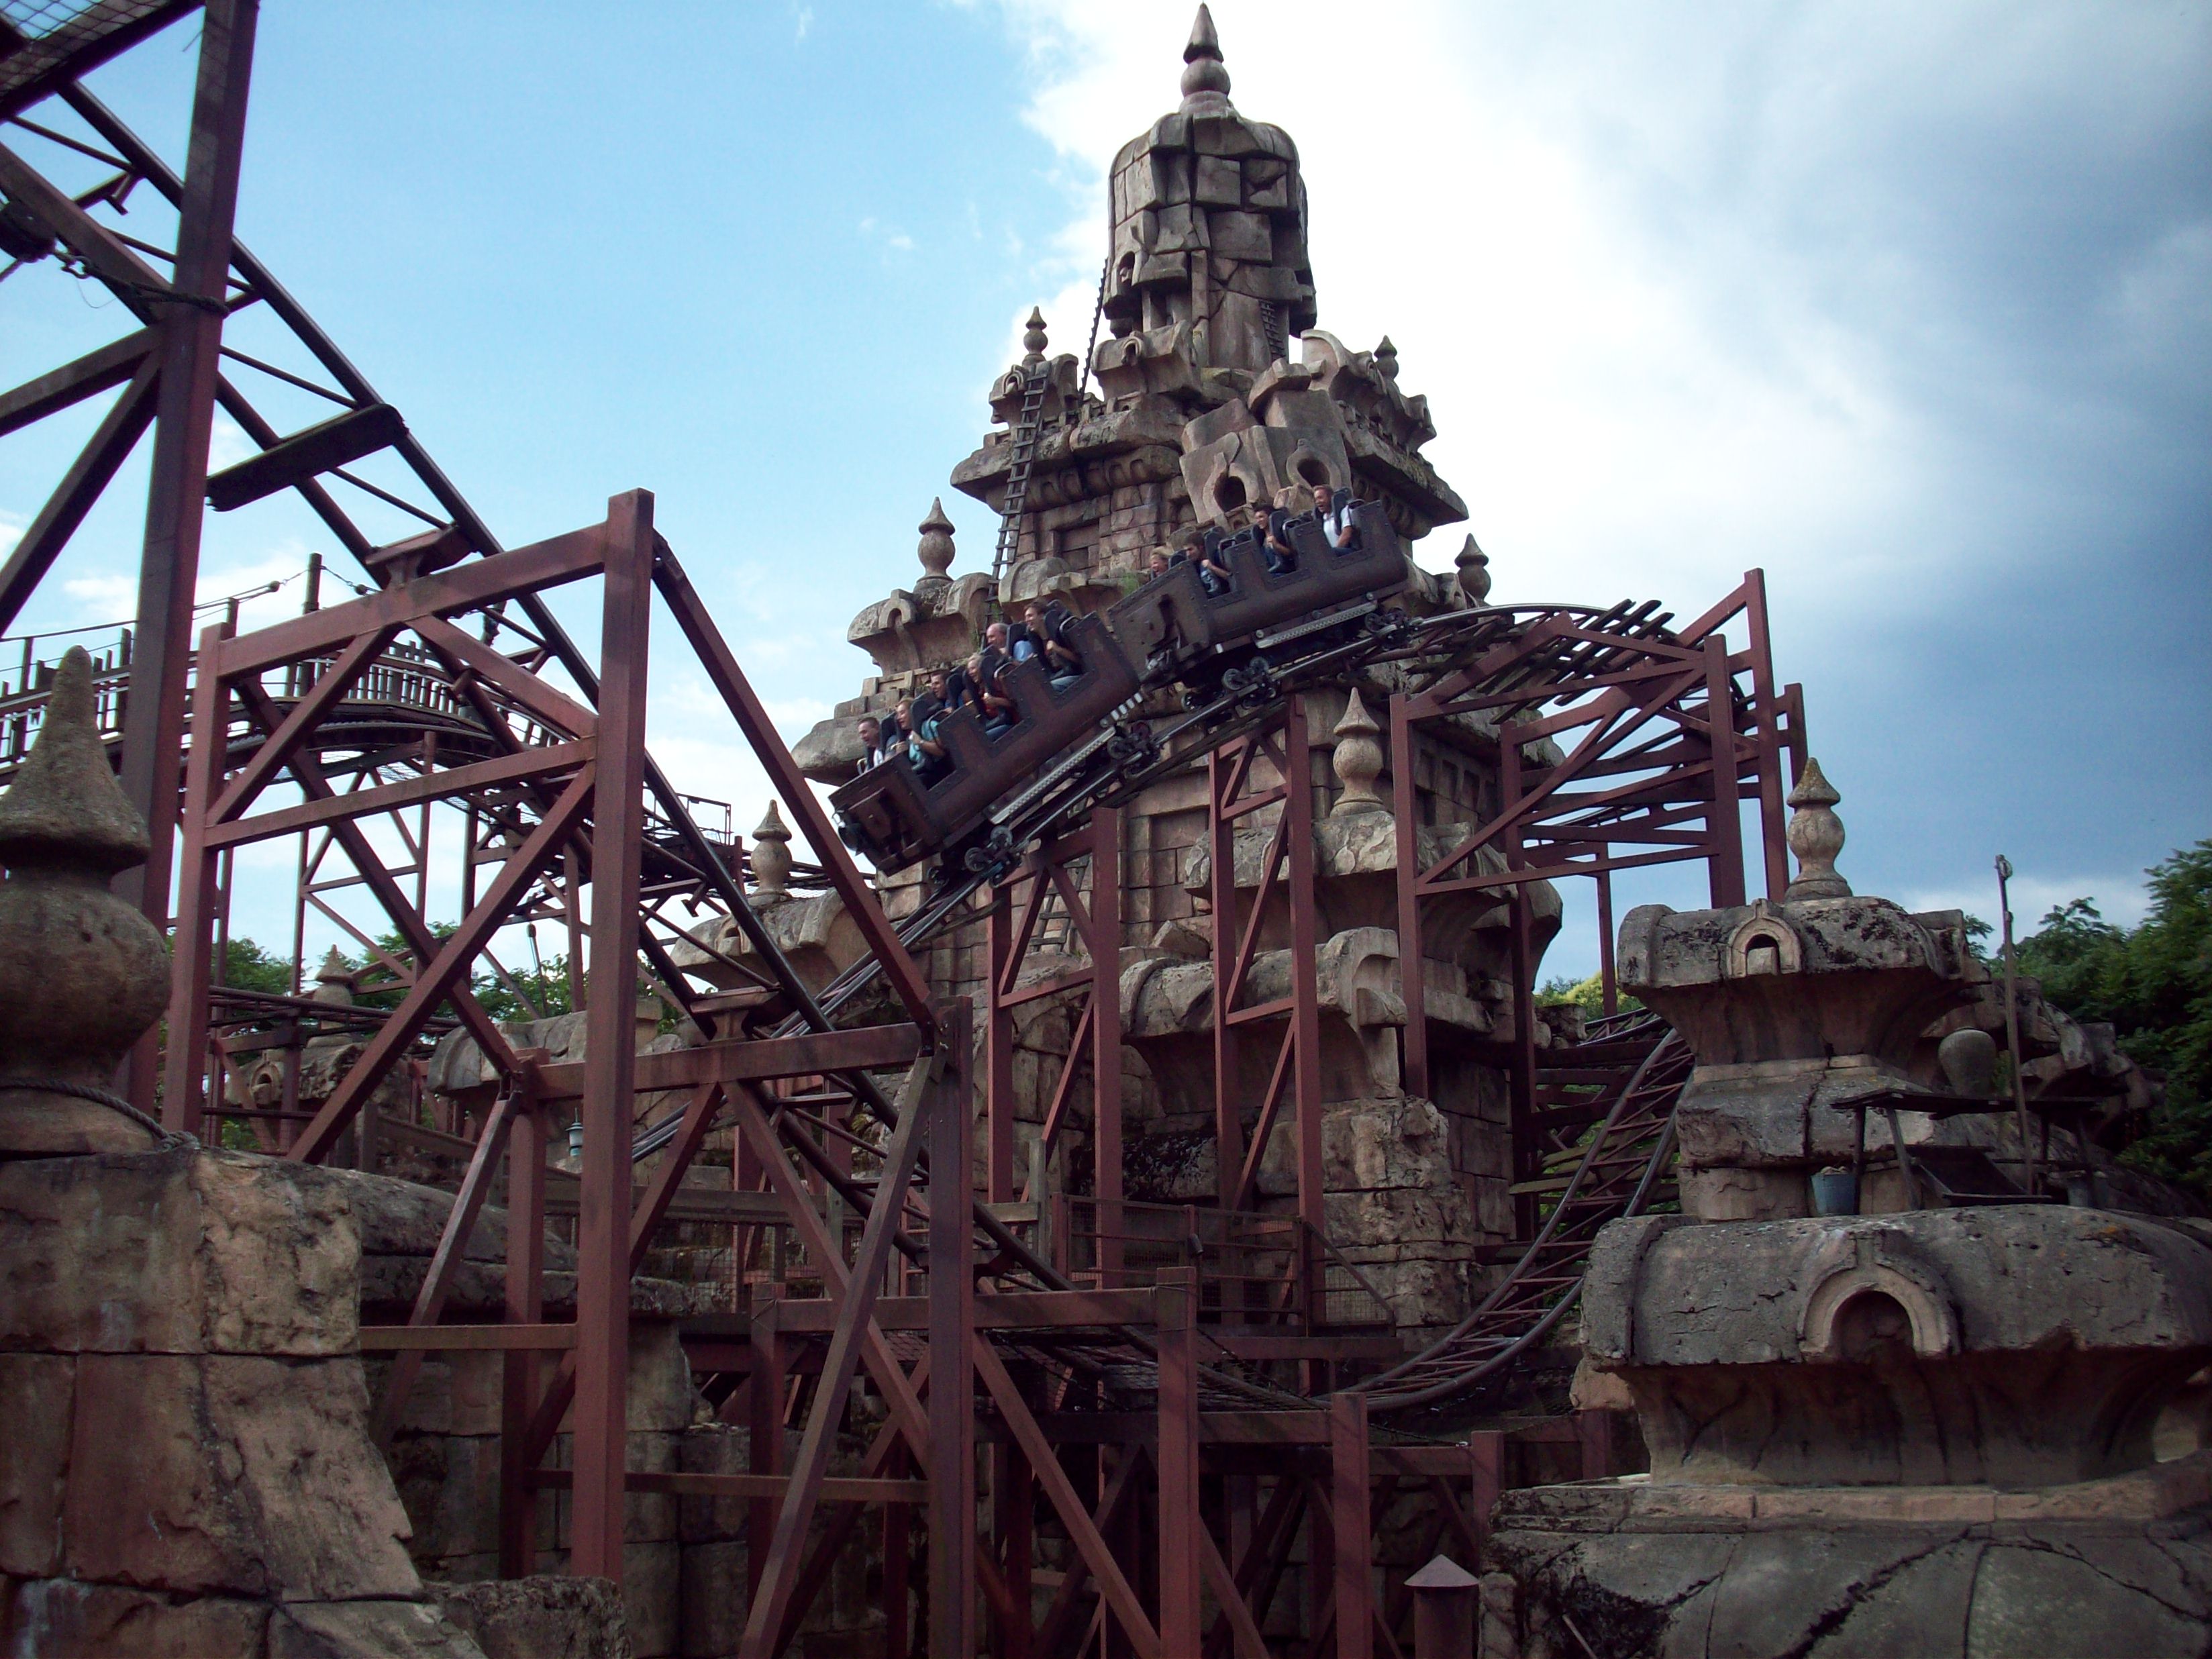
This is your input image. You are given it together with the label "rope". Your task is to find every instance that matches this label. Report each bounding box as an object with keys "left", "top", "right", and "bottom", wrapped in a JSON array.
[{"left": 0, "top": 1078, "right": 197, "bottom": 1150}]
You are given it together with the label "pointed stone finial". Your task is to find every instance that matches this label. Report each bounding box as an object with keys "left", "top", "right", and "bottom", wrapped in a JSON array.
[
  {"left": 313, "top": 945, "right": 356, "bottom": 1005},
  {"left": 1454, "top": 535, "right": 1492, "bottom": 605},
  {"left": 1329, "top": 689, "right": 1389, "bottom": 818},
  {"left": 917, "top": 498, "right": 956, "bottom": 591},
  {"left": 751, "top": 800, "right": 793, "bottom": 899},
  {"left": 0, "top": 646, "right": 168, "bottom": 1155},
  {"left": 1783, "top": 757, "right": 1850, "bottom": 901},
  {"left": 1021, "top": 307, "right": 1049, "bottom": 364},
  {"left": 1180, "top": 4, "right": 1231, "bottom": 109},
  {"left": 1374, "top": 336, "right": 1399, "bottom": 383},
  {"left": 0, "top": 645, "right": 148, "bottom": 873}
]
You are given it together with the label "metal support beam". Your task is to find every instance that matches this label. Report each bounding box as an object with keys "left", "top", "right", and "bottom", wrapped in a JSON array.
[
  {"left": 569, "top": 489, "right": 655, "bottom": 1582},
  {"left": 116, "top": 1, "right": 260, "bottom": 1119},
  {"left": 926, "top": 1001, "right": 976, "bottom": 1659}
]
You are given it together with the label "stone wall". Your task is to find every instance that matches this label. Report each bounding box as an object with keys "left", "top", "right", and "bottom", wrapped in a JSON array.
[{"left": 0, "top": 1146, "right": 489, "bottom": 1657}]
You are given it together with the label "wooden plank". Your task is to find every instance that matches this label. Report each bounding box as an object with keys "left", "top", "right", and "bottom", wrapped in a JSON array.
[
  {"left": 360, "top": 1323, "right": 575, "bottom": 1351},
  {"left": 0, "top": 328, "right": 154, "bottom": 438},
  {"left": 530, "top": 1469, "right": 927, "bottom": 1505},
  {"left": 215, "top": 523, "right": 609, "bottom": 675},
  {"left": 763, "top": 1286, "right": 1160, "bottom": 1335},
  {"left": 208, "top": 740, "right": 593, "bottom": 848},
  {"left": 532, "top": 1021, "right": 924, "bottom": 1101}
]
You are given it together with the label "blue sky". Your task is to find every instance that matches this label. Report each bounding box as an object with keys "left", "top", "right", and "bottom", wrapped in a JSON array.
[{"left": 3, "top": 1, "right": 2207, "bottom": 979}]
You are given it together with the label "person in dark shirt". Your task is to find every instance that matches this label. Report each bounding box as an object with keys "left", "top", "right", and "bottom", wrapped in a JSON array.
[
  {"left": 1024, "top": 601, "right": 1085, "bottom": 687},
  {"left": 907, "top": 674, "right": 952, "bottom": 783},
  {"left": 1180, "top": 525, "right": 1232, "bottom": 596},
  {"left": 976, "top": 623, "right": 1017, "bottom": 734}
]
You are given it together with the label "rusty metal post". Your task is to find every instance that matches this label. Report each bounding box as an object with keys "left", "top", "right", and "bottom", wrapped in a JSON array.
[
  {"left": 1091, "top": 805, "right": 1124, "bottom": 1285},
  {"left": 1702, "top": 634, "right": 1746, "bottom": 908},
  {"left": 159, "top": 619, "right": 232, "bottom": 1132},
  {"left": 570, "top": 491, "right": 656, "bottom": 1582},
  {"left": 1209, "top": 741, "right": 1244, "bottom": 1205},
  {"left": 499, "top": 1078, "right": 548, "bottom": 1578},
  {"left": 986, "top": 877, "right": 1016, "bottom": 1203},
  {"left": 1470, "top": 1429, "right": 1503, "bottom": 1552},
  {"left": 993, "top": 1441, "right": 1034, "bottom": 1659},
  {"left": 1286, "top": 697, "right": 1324, "bottom": 1238},
  {"left": 1389, "top": 692, "right": 1428, "bottom": 1099},
  {"left": 883, "top": 1448, "right": 913, "bottom": 1659},
  {"left": 117, "top": 0, "right": 259, "bottom": 1112},
  {"left": 1406, "top": 1555, "right": 1479, "bottom": 1659},
  {"left": 1740, "top": 570, "right": 1791, "bottom": 899},
  {"left": 927, "top": 1001, "right": 976, "bottom": 1659},
  {"left": 746, "top": 1285, "right": 787, "bottom": 1603},
  {"left": 1155, "top": 1266, "right": 1202, "bottom": 1652},
  {"left": 1331, "top": 1391, "right": 1373, "bottom": 1659}
]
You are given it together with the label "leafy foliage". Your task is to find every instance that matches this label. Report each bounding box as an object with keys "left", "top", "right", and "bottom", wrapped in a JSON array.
[
  {"left": 220, "top": 936, "right": 296, "bottom": 995},
  {"left": 215, "top": 929, "right": 577, "bottom": 1025},
  {"left": 1537, "top": 971, "right": 1642, "bottom": 1015},
  {"left": 2007, "top": 842, "right": 2212, "bottom": 1196}
]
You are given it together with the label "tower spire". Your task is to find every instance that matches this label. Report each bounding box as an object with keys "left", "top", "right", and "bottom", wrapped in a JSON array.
[{"left": 1180, "top": 4, "right": 1231, "bottom": 111}]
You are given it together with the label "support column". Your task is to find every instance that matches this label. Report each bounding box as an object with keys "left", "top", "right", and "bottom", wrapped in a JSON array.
[
  {"left": 995, "top": 1443, "right": 1034, "bottom": 1659},
  {"left": 1155, "top": 1266, "right": 1201, "bottom": 1652},
  {"left": 571, "top": 491, "right": 655, "bottom": 1582},
  {"left": 927, "top": 1001, "right": 976, "bottom": 1659},
  {"left": 1091, "top": 807, "right": 1123, "bottom": 1284},
  {"left": 1285, "top": 697, "right": 1324, "bottom": 1236},
  {"left": 746, "top": 1287, "right": 787, "bottom": 1602},
  {"left": 1331, "top": 1393, "right": 1372, "bottom": 1659},
  {"left": 117, "top": 0, "right": 259, "bottom": 1111},
  {"left": 1209, "top": 743, "right": 1243, "bottom": 1205},
  {"left": 158, "top": 619, "right": 230, "bottom": 1132},
  {"left": 500, "top": 1084, "right": 548, "bottom": 1577},
  {"left": 985, "top": 878, "right": 1016, "bottom": 1203},
  {"left": 1703, "top": 634, "right": 1746, "bottom": 908},
  {"left": 1389, "top": 694, "right": 1428, "bottom": 1099}
]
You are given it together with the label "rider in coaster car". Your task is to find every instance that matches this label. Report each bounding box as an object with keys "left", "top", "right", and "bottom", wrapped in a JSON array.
[
  {"left": 977, "top": 622, "right": 1017, "bottom": 736},
  {"left": 906, "top": 674, "right": 952, "bottom": 784},
  {"left": 1315, "top": 483, "right": 1361, "bottom": 553},
  {"left": 1178, "top": 525, "right": 1234, "bottom": 597},
  {"left": 1025, "top": 600, "right": 1085, "bottom": 689},
  {"left": 855, "top": 713, "right": 893, "bottom": 772},
  {"left": 1264, "top": 487, "right": 1303, "bottom": 575}
]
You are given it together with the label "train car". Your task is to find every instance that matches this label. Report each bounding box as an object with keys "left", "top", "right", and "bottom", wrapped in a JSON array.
[
  {"left": 1107, "top": 498, "right": 1409, "bottom": 677},
  {"left": 832, "top": 611, "right": 1142, "bottom": 872}
]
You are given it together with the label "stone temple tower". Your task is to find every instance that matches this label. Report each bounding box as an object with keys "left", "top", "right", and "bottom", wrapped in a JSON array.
[
  {"left": 795, "top": 9, "right": 1538, "bottom": 1334},
  {"left": 1101, "top": 3, "right": 1315, "bottom": 379},
  {"left": 930, "top": 5, "right": 1468, "bottom": 619}
]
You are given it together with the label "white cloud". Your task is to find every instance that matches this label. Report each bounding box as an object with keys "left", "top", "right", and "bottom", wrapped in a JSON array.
[
  {"left": 859, "top": 217, "right": 917, "bottom": 259},
  {"left": 794, "top": 5, "right": 813, "bottom": 44},
  {"left": 61, "top": 572, "right": 134, "bottom": 619},
  {"left": 0, "top": 510, "right": 22, "bottom": 559}
]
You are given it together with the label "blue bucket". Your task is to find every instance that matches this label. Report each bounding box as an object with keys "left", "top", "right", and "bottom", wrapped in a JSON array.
[{"left": 1811, "top": 1168, "right": 1858, "bottom": 1217}]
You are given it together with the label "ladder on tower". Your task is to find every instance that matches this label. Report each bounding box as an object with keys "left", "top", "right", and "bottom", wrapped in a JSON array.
[{"left": 991, "top": 365, "right": 1052, "bottom": 587}]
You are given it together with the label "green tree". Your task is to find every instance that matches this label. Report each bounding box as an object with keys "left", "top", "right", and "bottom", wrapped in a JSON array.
[
  {"left": 2012, "top": 841, "right": 2212, "bottom": 1197},
  {"left": 220, "top": 936, "right": 295, "bottom": 995}
]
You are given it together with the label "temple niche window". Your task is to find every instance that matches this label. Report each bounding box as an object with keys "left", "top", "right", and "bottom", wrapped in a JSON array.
[
  {"left": 1413, "top": 740, "right": 1482, "bottom": 827},
  {"left": 1052, "top": 518, "right": 1099, "bottom": 572}
]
